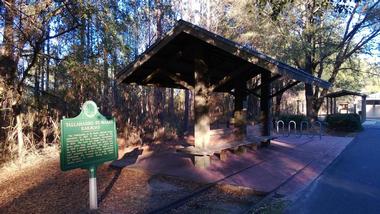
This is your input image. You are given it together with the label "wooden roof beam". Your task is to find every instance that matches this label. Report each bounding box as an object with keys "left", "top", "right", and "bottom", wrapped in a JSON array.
[
  {"left": 141, "top": 67, "right": 193, "bottom": 89},
  {"left": 248, "top": 74, "right": 282, "bottom": 93},
  {"left": 270, "top": 81, "right": 301, "bottom": 98},
  {"left": 211, "top": 63, "right": 254, "bottom": 91},
  {"left": 142, "top": 69, "right": 161, "bottom": 84},
  {"left": 160, "top": 69, "right": 194, "bottom": 90}
]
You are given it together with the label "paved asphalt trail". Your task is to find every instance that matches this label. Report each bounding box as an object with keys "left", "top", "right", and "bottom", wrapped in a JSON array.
[{"left": 286, "top": 121, "right": 380, "bottom": 214}]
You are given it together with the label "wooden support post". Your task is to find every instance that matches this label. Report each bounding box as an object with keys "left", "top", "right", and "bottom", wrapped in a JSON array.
[
  {"left": 334, "top": 97, "right": 337, "bottom": 114},
  {"left": 194, "top": 57, "right": 211, "bottom": 168},
  {"left": 233, "top": 83, "right": 247, "bottom": 141},
  {"left": 260, "top": 71, "right": 272, "bottom": 146},
  {"left": 327, "top": 98, "right": 330, "bottom": 115},
  {"left": 326, "top": 97, "right": 329, "bottom": 115},
  {"left": 361, "top": 95, "right": 366, "bottom": 122}
]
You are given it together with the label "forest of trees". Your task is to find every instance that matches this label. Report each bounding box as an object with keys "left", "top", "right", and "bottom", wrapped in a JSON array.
[{"left": 0, "top": 0, "right": 379, "bottom": 164}]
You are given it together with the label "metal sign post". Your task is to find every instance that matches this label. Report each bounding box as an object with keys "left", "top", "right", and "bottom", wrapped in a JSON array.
[{"left": 89, "top": 166, "right": 98, "bottom": 210}]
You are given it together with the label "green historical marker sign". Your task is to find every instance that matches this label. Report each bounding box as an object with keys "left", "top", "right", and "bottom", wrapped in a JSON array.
[{"left": 60, "top": 101, "right": 118, "bottom": 171}]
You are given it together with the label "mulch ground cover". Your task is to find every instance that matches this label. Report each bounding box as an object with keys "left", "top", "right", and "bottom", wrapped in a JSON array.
[{"left": 0, "top": 154, "right": 260, "bottom": 214}]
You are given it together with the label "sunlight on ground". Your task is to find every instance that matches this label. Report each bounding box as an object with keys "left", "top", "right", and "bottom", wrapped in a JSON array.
[
  {"left": 0, "top": 146, "right": 59, "bottom": 182},
  {"left": 271, "top": 140, "right": 296, "bottom": 149}
]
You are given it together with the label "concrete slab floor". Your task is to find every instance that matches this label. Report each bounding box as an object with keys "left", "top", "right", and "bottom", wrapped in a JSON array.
[{"left": 112, "top": 135, "right": 353, "bottom": 197}]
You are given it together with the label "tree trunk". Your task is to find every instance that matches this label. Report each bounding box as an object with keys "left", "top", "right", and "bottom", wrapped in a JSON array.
[
  {"left": 305, "top": 84, "right": 316, "bottom": 119},
  {"left": 155, "top": 0, "right": 163, "bottom": 39},
  {"left": 302, "top": 1, "right": 318, "bottom": 120},
  {"left": 111, "top": 52, "right": 118, "bottom": 107},
  {"left": 34, "top": 58, "right": 41, "bottom": 104},
  {"left": 275, "top": 93, "right": 283, "bottom": 118},
  {"left": 86, "top": 10, "right": 91, "bottom": 64},
  {"left": 1, "top": 0, "right": 16, "bottom": 85},
  {"left": 154, "top": 0, "right": 165, "bottom": 124},
  {"left": 169, "top": 88, "right": 174, "bottom": 119},
  {"left": 304, "top": 27, "right": 316, "bottom": 119},
  {"left": 2, "top": 1, "right": 27, "bottom": 166},
  {"left": 45, "top": 24, "right": 50, "bottom": 92},
  {"left": 3, "top": 0, "right": 14, "bottom": 59},
  {"left": 40, "top": 55, "right": 45, "bottom": 92},
  {"left": 103, "top": 46, "right": 109, "bottom": 112},
  {"left": 79, "top": 13, "right": 86, "bottom": 64}
]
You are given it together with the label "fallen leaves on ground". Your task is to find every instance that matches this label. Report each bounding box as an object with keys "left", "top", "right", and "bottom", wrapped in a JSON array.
[{"left": 0, "top": 151, "right": 260, "bottom": 214}]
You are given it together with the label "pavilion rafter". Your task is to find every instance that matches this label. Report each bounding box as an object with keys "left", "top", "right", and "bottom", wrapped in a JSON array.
[{"left": 270, "top": 81, "right": 301, "bottom": 98}]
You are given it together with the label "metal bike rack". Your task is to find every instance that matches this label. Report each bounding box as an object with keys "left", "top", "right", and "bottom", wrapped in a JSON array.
[
  {"left": 288, "top": 120, "right": 297, "bottom": 136},
  {"left": 276, "top": 120, "right": 285, "bottom": 136},
  {"left": 314, "top": 121, "right": 322, "bottom": 140},
  {"left": 308, "top": 121, "right": 323, "bottom": 140},
  {"left": 299, "top": 121, "right": 309, "bottom": 137}
]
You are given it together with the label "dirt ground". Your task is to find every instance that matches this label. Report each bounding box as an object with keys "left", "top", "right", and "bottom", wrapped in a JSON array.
[{"left": 0, "top": 150, "right": 260, "bottom": 214}]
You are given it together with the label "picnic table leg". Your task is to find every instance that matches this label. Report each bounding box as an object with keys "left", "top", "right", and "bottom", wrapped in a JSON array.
[
  {"left": 195, "top": 155, "right": 211, "bottom": 168},
  {"left": 220, "top": 150, "right": 229, "bottom": 161}
]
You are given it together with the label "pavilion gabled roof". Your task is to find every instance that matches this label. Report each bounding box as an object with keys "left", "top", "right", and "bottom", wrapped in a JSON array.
[
  {"left": 325, "top": 90, "right": 366, "bottom": 98},
  {"left": 116, "top": 20, "right": 331, "bottom": 91}
]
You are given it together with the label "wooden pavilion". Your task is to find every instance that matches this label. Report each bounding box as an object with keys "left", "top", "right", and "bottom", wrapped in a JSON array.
[
  {"left": 116, "top": 20, "right": 331, "bottom": 167},
  {"left": 325, "top": 90, "right": 367, "bottom": 122}
]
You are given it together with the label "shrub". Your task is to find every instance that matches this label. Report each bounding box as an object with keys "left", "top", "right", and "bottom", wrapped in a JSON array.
[
  {"left": 277, "top": 114, "right": 309, "bottom": 129},
  {"left": 325, "top": 113, "right": 362, "bottom": 132}
]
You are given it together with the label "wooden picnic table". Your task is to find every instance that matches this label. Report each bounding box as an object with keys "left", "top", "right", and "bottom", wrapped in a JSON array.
[{"left": 176, "top": 135, "right": 277, "bottom": 167}]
